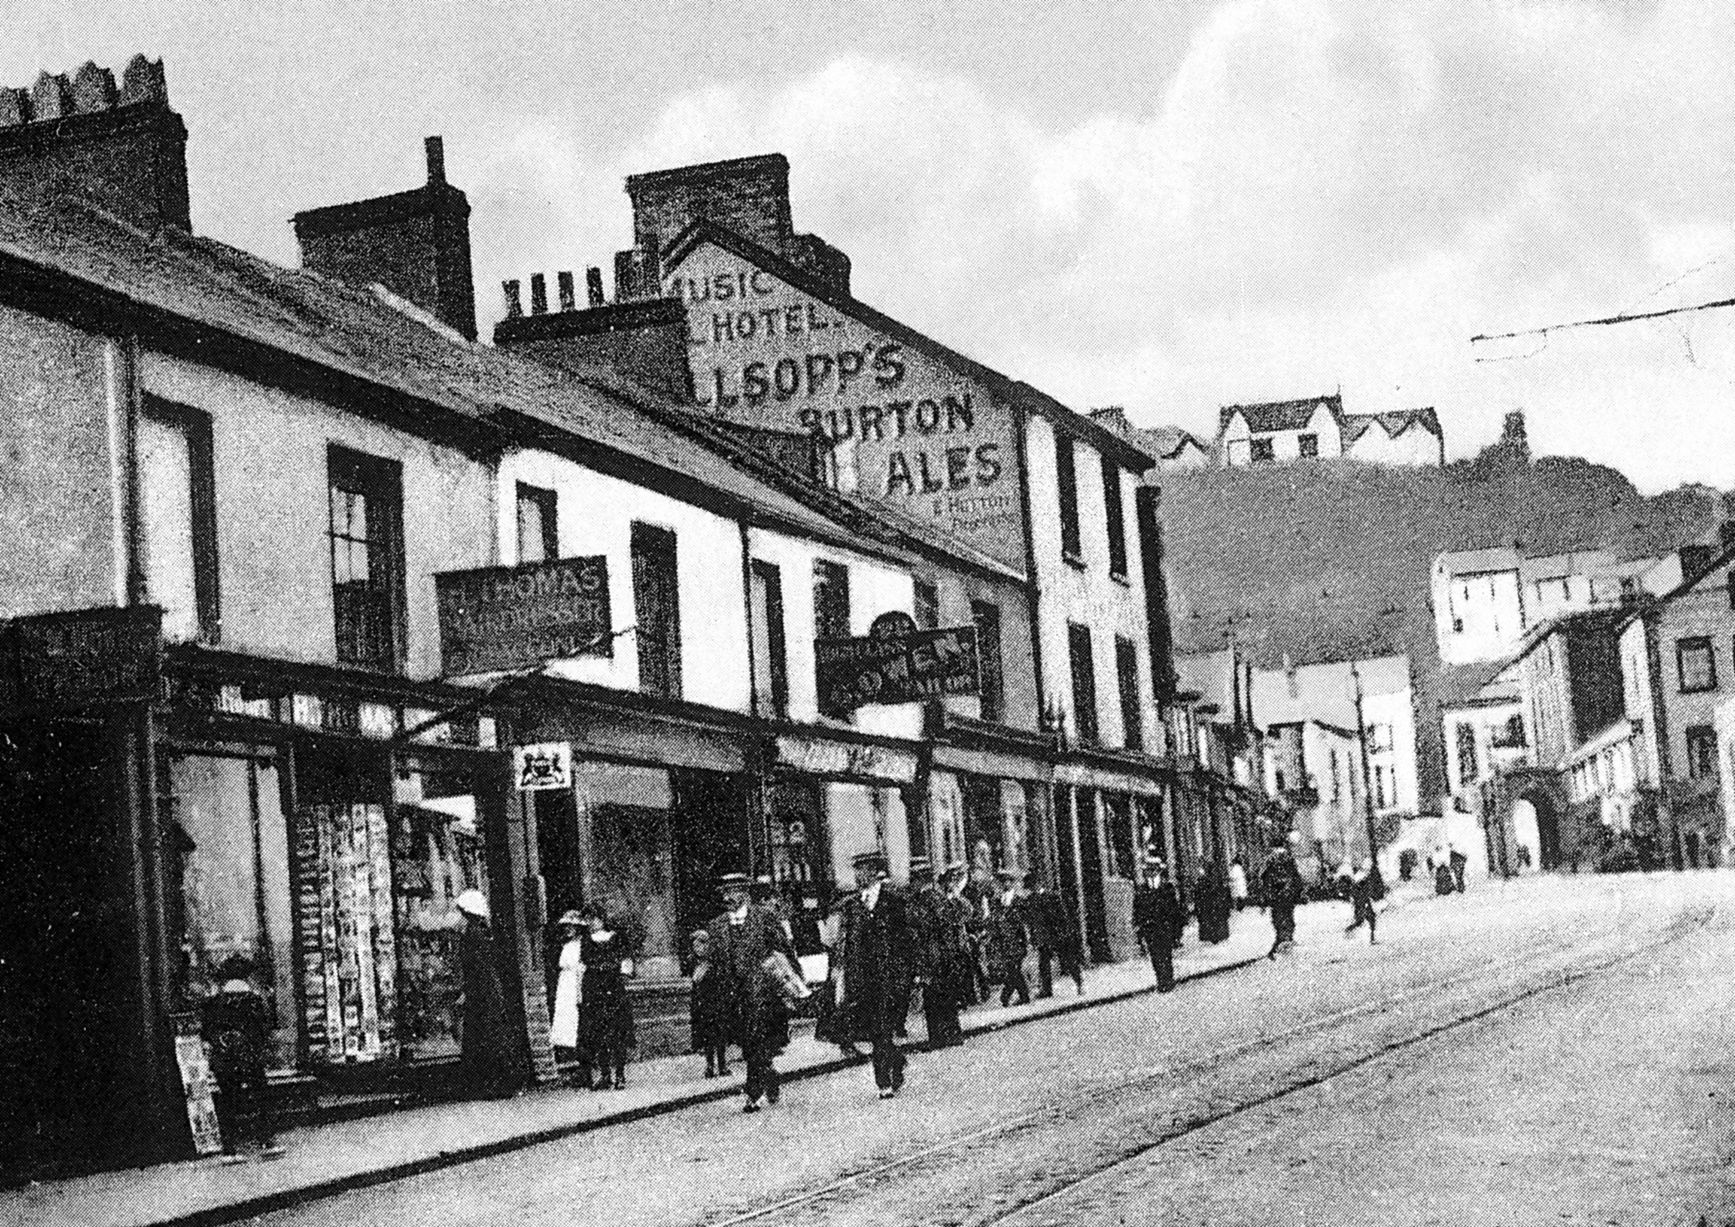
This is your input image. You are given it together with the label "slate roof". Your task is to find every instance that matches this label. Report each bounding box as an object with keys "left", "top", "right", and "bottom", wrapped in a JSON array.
[
  {"left": 0, "top": 183, "right": 934, "bottom": 571},
  {"left": 1218, "top": 394, "right": 1341, "bottom": 435},
  {"left": 1132, "top": 425, "right": 1209, "bottom": 460},
  {"left": 1341, "top": 408, "right": 1442, "bottom": 443}
]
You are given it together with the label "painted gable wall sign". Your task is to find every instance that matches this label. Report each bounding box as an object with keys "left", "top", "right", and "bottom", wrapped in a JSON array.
[{"left": 666, "top": 243, "right": 1027, "bottom": 571}]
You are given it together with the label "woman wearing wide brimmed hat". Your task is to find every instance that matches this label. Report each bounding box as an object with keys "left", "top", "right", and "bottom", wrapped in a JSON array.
[{"left": 550, "top": 910, "right": 588, "bottom": 1087}]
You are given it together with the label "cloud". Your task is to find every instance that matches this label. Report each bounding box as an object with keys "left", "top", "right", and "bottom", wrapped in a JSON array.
[{"left": 469, "top": 0, "right": 1735, "bottom": 492}]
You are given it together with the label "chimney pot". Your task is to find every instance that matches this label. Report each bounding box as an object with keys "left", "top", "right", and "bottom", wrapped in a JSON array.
[
  {"left": 0, "top": 88, "right": 28, "bottom": 127},
  {"left": 118, "top": 55, "right": 168, "bottom": 105},
  {"left": 70, "top": 62, "right": 117, "bottom": 114},
  {"left": 557, "top": 271, "right": 576, "bottom": 312},
  {"left": 529, "top": 273, "right": 548, "bottom": 315},
  {"left": 424, "top": 136, "right": 446, "bottom": 185},
  {"left": 32, "top": 72, "right": 70, "bottom": 121},
  {"left": 586, "top": 266, "right": 605, "bottom": 306},
  {"left": 503, "top": 280, "right": 523, "bottom": 319}
]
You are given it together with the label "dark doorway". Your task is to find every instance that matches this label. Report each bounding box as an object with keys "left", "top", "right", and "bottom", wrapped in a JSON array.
[
  {"left": 1685, "top": 830, "right": 1702, "bottom": 868},
  {"left": 672, "top": 770, "right": 750, "bottom": 939},
  {"left": 1072, "top": 790, "right": 1113, "bottom": 963},
  {"left": 0, "top": 721, "right": 139, "bottom": 1184},
  {"left": 1053, "top": 787, "right": 1085, "bottom": 963},
  {"left": 1531, "top": 793, "right": 1562, "bottom": 871}
]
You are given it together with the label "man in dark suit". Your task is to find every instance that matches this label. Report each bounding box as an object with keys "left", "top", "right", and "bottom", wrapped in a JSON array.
[
  {"left": 1132, "top": 857, "right": 1184, "bottom": 992},
  {"left": 707, "top": 872, "right": 800, "bottom": 1113},
  {"left": 836, "top": 851, "right": 915, "bottom": 1099}
]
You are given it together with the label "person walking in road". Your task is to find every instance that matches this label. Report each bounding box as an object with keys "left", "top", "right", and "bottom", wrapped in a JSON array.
[
  {"left": 456, "top": 888, "right": 523, "bottom": 1100},
  {"left": 1025, "top": 873, "right": 1085, "bottom": 998},
  {"left": 708, "top": 872, "right": 800, "bottom": 1112},
  {"left": 1344, "top": 856, "right": 1384, "bottom": 945},
  {"left": 1133, "top": 857, "right": 1184, "bottom": 992},
  {"left": 836, "top": 851, "right": 915, "bottom": 1099},
  {"left": 1261, "top": 835, "right": 1306, "bottom": 960}
]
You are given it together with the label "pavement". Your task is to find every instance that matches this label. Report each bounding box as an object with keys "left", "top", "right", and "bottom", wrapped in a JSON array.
[{"left": 5, "top": 892, "right": 1405, "bottom": 1227}]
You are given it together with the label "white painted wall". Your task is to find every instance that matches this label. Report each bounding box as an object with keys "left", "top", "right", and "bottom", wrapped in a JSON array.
[
  {"left": 142, "top": 351, "right": 498, "bottom": 680},
  {"left": 1023, "top": 412, "right": 1157, "bottom": 750},
  {"left": 1433, "top": 564, "right": 1525, "bottom": 666},
  {"left": 496, "top": 449, "right": 752, "bottom": 709},
  {"left": 745, "top": 527, "right": 920, "bottom": 740}
]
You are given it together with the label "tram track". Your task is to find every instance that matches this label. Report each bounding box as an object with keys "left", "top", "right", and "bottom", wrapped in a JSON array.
[{"left": 709, "top": 900, "right": 1718, "bottom": 1227}]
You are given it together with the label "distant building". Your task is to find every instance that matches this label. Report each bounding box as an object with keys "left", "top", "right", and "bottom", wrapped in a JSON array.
[
  {"left": 1431, "top": 545, "right": 1652, "bottom": 668},
  {"left": 1217, "top": 393, "right": 1443, "bottom": 469}
]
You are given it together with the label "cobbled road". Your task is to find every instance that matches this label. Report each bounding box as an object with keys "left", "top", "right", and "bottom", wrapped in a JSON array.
[{"left": 243, "top": 872, "right": 1735, "bottom": 1227}]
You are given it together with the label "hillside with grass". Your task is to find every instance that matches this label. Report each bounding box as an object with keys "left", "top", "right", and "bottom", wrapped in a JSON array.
[{"left": 1157, "top": 439, "right": 1724, "bottom": 804}]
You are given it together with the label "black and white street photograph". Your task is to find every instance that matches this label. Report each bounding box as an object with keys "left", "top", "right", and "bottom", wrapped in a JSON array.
[{"left": 3, "top": 4, "right": 1735, "bottom": 1224}]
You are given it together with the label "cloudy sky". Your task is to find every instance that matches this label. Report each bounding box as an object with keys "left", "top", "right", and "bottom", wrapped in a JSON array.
[{"left": 9, "top": 0, "right": 1734, "bottom": 493}]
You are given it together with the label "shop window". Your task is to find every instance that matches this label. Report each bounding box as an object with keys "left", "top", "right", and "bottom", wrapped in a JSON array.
[
  {"left": 1068, "top": 623, "right": 1099, "bottom": 744},
  {"left": 914, "top": 579, "right": 939, "bottom": 630},
  {"left": 140, "top": 399, "right": 219, "bottom": 642},
  {"left": 632, "top": 523, "right": 682, "bottom": 698},
  {"left": 1057, "top": 437, "right": 1082, "bottom": 561},
  {"left": 515, "top": 482, "right": 557, "bottom": 563},
  {"left": 750, "top": 559, "right": 789, "bottom": 718},
  {"left": 1101, "top": 457, "right": 1127, "bottom": 578},
  {"left": 972, "top": 600, "right": 1003, "bottom": 723},
  {"left": 575, "top": 763, "right": 678, "bottom": 979},
  {"left": 162, "top": 752, "right": 296, "bottom": 1072},
  {"left": 768, "top": 778, "right": 828, "bottom": 892},
  {"left": 294, "top": 747, "right": 400, "bottom": 1063},
  {"left": 961, "top": 775, "right": 1005, "bottom": 888},
  {"left": 1115, "top": 635, "right": 1143, "bottom": 750},
  {"left": 390, "top": 758, "right": 490, "bottom": 1061},
  {"left": 328, "top": 446, "right": 405, "bottom": 671},
  {"left": 1103, "top": 792, "right": 1137, "bottom": 880},
  {"left": 1686, "top": 725, "right": 1719, "bottom": 781},
  {"left": 1677, "top": 637, "right": 1717, "bottom": 693}
]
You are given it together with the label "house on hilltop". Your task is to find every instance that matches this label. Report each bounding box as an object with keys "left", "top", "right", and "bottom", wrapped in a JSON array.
[{"left": 1218, "top": 393, "right": 1443, "bottom": 468}]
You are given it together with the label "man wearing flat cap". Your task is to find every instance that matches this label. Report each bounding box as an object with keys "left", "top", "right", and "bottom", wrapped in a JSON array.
[
  {"left": 706, "top": 871, "right": 801, "bottom": 1112},
  {"left": 835, "top": 850, "right": 915, "bottom": 1099}
]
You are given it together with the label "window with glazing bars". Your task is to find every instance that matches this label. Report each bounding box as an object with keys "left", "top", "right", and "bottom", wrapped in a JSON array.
[{"left": 328, "top": 446, "right": 404, "bottom": 671}]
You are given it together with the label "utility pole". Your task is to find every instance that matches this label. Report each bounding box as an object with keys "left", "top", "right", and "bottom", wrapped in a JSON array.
[{"left": 1350, "top": 662, "right": 1379, "bottom": 861}]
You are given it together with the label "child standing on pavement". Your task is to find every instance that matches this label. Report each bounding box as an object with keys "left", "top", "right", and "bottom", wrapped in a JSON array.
[
  {"left": 200, "top": 954, "right": 283, "bottom": 1163},
  {"left": 578, "top": 909, "right": 636, "bottom": 1090},
  {"left": 689, "top": 929, "right": 731, "bottom": 1078}
]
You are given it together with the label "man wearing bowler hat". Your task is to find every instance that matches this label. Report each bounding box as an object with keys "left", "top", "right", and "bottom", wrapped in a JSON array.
[
  {"left": 1132, "top": 856, "right": 1183, "bottom": 992},
  {"left": 706, "top": 871, "right": 800, "bottom": 1112},
  {"left": 836, "top": 850, "right": 915, "bottom": 1099}
]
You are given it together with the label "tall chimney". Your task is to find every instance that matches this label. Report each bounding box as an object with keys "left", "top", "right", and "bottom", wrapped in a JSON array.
[
  {"left": 292, "top": 134, "right": 478, "bottom": 340},
  {"left": 0, "top": 55, "right": 191, "bottom": 231}
]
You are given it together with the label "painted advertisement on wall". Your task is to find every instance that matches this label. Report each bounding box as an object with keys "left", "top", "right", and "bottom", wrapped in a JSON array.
[{"left": 666, "top": 242, "right": 1027, "bottom": 571}]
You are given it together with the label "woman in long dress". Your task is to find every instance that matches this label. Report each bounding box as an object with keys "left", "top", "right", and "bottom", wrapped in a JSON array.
[{"left": 549, "top": 911, "right": 587, "bottom": 1087}]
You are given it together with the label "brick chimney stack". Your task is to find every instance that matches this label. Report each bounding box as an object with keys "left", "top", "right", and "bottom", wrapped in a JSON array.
[
  {"left": 292, "top": 135, "right": 478, "bottom": 340},
  {"left": 0, "top": 55, "right": 191, "bottom": 230}
]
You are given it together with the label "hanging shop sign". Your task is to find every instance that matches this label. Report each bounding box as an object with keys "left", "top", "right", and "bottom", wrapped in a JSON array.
[
  {"left": 435, "top": 556, "right": 611, "bottom": 676},
  {"left": 815, "top": 610, "right": 980, "bottom": 716},
  {"left": 0, "top": 605, "right": 162, "bottom": 711},
  {"left": 513, "top": 741, "right": 573, "bottom": 791}
]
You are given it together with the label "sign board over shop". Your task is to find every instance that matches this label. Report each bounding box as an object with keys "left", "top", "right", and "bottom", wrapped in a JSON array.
[
  {"left": 776, "top": 734, "right": 918, "bottom": 784},
  {"left": 815, "top": 611, "right": 981, "bottom": 716},
  {"left": 0, "top": 605, "right": 162, "bottom": 711},
  {"left": 666, "top": 243, "right": 1028, "bottom": 572},
  {"left": 514, "top": 741, "right": 573, "bottom": 791},
  {"left": 435, "top": 556, "right": 611, "bottom": 676}
]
